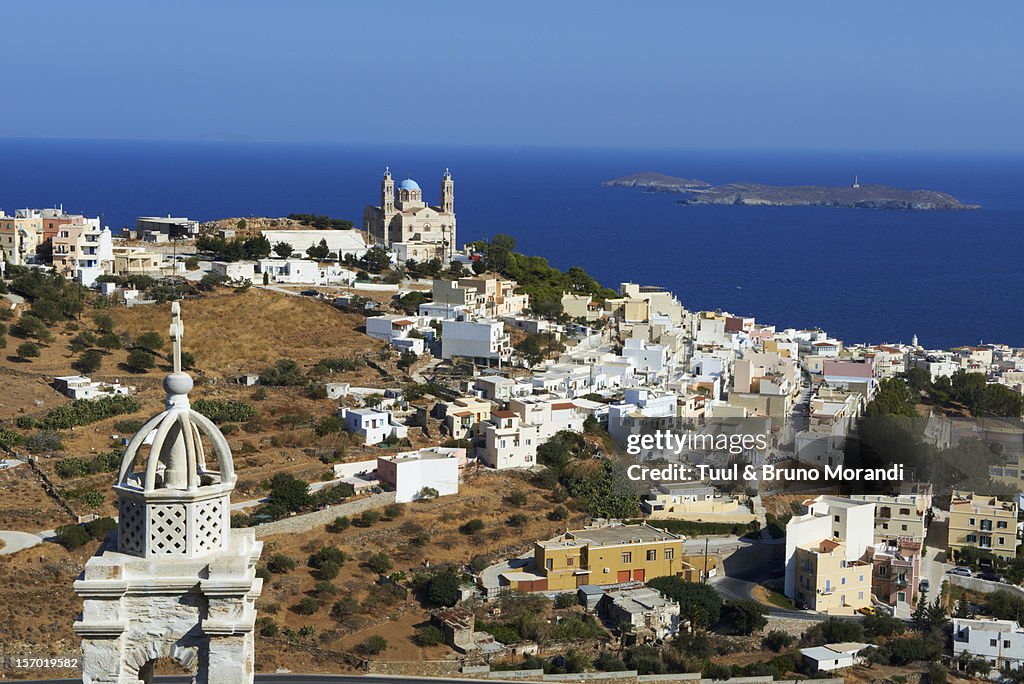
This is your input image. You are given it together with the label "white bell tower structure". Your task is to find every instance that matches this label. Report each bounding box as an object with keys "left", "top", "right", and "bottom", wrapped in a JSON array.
[{"left": 75, "top": 302, "right": 263, "bottom": 684}]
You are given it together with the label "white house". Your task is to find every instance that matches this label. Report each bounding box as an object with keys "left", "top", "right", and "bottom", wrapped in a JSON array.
[
  {"left": 256, "top": 258, "right": 356, "bottom": 285},
  {"left": 211, "top": 261, "right": 257, "bottom": 281},
  {"left": 507, "top": 396, "right": 585, "bottom": 442},
  {"left": 953, "top": 617, "right": 1024, "bottom": 672},
  {"left": 338, "top": 407, "right": 408, "bottom": 446},
  {"left": 441, "top": 319, "right": 510, "bottom": 364},
  {"left": 260, "top": 229, "right": 368, "bottom": 261},
  {"left": 480, "top": 411, "right": 539, "bottom": 470},
  {"left": 606, "top": 388, "right": 679, "bottom": 457},
  {"left": 53, "top": 375, "right": 132, "bottom": 401},
  {"left": 800, "top": 643, "right": 869, "bottom": 673},
  {"left": 377, "top": 447, "right": 463, "bottom": 503},
  {"left": 365, "top": 314, "right": 430, "bottom": 355}
]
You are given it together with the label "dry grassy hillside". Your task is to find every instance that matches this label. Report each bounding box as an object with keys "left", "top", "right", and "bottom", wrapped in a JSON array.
[{"left": 107, "top": 288, "right": 379, "bottom": 376}]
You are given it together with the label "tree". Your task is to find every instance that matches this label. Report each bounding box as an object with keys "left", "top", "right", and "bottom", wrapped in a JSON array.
[
  {"left": 460, "top": 519, "right": 485, "bottom": 535},
  {"left": 365, "top": 552, "right": 393, "bottom": 574},
  {"left": 126, "top": 349, "right": 156, "bottom": 372},
  {"left": 134, "top": 331, "right": 164, "bottom": 352},
  {"left": 93, "top": 313, "right": 116, "bottom": 334},
  {"left": 273, "top": 242, "right": 294, "bottom": 258},
  {"left": 720, "top": 599, "right": 767, "bottom": 635},
  {"left": 647, "top": 577, "right": 722, "bottom": 631},
  {"left": 418, "top": 486, "right": 440, "bottom": 500},
  {"left": 267, "top": 473, "right": 311, "bottom": 513},
  {"left": 243, "top": 235, "right": 271, "bottom": 260},
  {"left": 96, "top": 332, "right": 122, "bottom": 350},
  {"left": 356, "top": 636, "right": 387, "bottom": 655},
  {"left": 762, "top": 630, "right": 794, "bottom": 652},
  {"left": 267, "top": 554, "right": 297, "bottom": 573},
  {"left": 16, "top": 341, "right": 41, "bottom": 359},
  {"left": 306, "top": 238, "right": 332, "bottom": 260},
  {"left": 414, "top": 624, "right": 445, "bottom": 647},
  {"left": 360, "top": 246, "right": 392, "bottom": 273},
  {"left": 73, "top": 348, "right": 103, "bottom": 374},
  {"left": 425, "top": 570, "right": 462, "bottom": 607}
]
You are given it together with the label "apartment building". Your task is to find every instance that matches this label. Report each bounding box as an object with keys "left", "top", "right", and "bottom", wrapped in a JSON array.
[
  {"left": 0, "top": 209, "right": 44, "bottom": 265},
  {"left": 784, "top": 496, "right": 875, "bottom": 600},
  {"left": 947, "top": 490, "right": 1020, "bottom": 562},
  {"left": 867, "top": 538, "right": 921, "bottom": 608},
  {"left": 793, "top": 538, "right": 872, "bottom": 614},
  {"left": 444, "top": 396, "right": 493, "bottom": 441},
  {"left": 500, "top": 523, "right": 687, "bottom": 592},
  {"left": 850, "top": 492, "right": 929, "bottom": 544},
  {"left": 441, "top": 319, "right": 511, "bottom": 365},
  {"left": 507, "top": 395, "right": 584, "bottom": 442},
  {"left": 52, "top": 219, "right": 113, "bottom": 286},
  {"left": 480, "top": 411, "right": 538, "bottom": 469}
]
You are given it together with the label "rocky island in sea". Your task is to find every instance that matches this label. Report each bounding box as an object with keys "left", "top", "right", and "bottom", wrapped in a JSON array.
[{"left": 604, "top": 171, "right": 980, "bottom": 210}]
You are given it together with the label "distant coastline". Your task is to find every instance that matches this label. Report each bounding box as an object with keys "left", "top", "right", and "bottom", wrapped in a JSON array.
[{"left": 604, "top": 171, "right": 980, "bottom": 210}]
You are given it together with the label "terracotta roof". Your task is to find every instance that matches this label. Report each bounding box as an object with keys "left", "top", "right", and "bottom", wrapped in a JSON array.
[
  {"left": 551, "top": 402, "right": 576, "bottom": 410},
  {"left": 493, "top": 410, "right": 517, "bottom": 419}
]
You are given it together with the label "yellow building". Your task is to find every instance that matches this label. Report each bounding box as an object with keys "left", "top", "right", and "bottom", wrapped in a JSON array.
[
  {"left": 794, "top": 538, "right": 872, "bottom": 614},
  {"left": 947, "top": 490, "right": 1020, "bottom": 562},
  {"left": 0, "top": 210, "right": 44, "bottom": 266},
  {"left": 500, "top": 523, "right": 687, "bottom": 592},
  {"left": 444, "top": 396, "right": 493, "bottom": 441}
]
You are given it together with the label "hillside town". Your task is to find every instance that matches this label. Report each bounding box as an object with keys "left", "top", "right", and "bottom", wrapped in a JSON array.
[{"left": 3, "top": 171, "right": 1024, "bottom": 683}]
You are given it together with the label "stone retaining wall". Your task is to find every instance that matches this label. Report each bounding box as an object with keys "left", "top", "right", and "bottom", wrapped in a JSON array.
[{"left": 253, "top": 491, "right": 396, "bottom": 538}]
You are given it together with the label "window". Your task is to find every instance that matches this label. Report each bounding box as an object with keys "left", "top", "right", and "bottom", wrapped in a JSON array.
[
  {"left": 1006, "top": 641, "right": 1012, "bottom": 648},
  {"left": 566, "top": 557, "right": 574, "bottom": 567},
  {"left": 859, "top": 575, "right": 864, "bottom": 582},
  {"left": 834, "top": 515, "right": 840, "bottom": 522},
  {"left": 646, "top": 550, "right": 657, "bottom": 561},
  {"left": 991, "top": 639, "right": 998, "bottom": 647},
  {"left": 970, "top": 518, "right": 976, "bottom": 526},
  {"left": 841, "top": 577, "right": 846, "bottom": 585},
  {"left": 998, "top": 520, "right": 1009, "bottom": 529},
  {"left": 901, "top": 525, "right": 908, "bottom": 531},
  {"left": 999, "top": 537, "right": 1006, "bottom": 546},
  {"left": 621, "top": 552, "right": 632, "bottom": 564},
  {"left": 967, "top": 534, "right": 977, "bottom": 543},
  {"left": 858, "top": 591, "right": 864, "bottom": 599},
  {"left": 900, "top": 508, "right": 911, "bottom": 515},
  {"left": 546, "top": 559, "right": 553, "bottom": 570},
  {"left": 664, "top": 548, "right": 674, "bottom": 560}
]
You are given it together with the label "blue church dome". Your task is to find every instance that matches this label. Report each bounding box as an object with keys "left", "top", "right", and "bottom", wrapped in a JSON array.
[{"left": 398, "top": 178, "right": 420, "bottom": 191}]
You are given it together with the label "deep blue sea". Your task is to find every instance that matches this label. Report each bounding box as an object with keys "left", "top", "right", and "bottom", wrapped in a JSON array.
[{"left": 1, "top": 138, "right": 1021, "bottom": 349}]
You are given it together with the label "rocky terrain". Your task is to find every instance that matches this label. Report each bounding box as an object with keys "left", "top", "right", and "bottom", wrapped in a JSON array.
[{"left": 605, "top": 173, "right": 980, "bottom": 210}]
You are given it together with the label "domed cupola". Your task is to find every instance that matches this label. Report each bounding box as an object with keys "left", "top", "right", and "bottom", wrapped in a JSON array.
[
  {"left": 114, "top": 302, "right": 235, "bottom": 558},
  {"left": 395, "top": 177, "right": 423, "bottom": 207}
]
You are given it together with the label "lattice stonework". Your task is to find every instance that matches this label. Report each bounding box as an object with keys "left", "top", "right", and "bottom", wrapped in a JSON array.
[
  {"left": 149, "top": 504, "right": 188, "bottom": 555},
  {"left": 192, "top": 499, "right": 224, "bottom": 553},
  {"left": 118, "top": 498, "right": 146, "bottom": 555}
]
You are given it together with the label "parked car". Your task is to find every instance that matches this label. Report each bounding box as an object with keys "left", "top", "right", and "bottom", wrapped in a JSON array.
[
  {"left": 977, "top": 571, "right": 1002, "bottom": 583},
  {"left": 856, "top": 606, "right": 877, "bottom": 616},
  {"left": 948, "top": 567, "right": 973, "bottom": 577},
  {"left": 300, "top": 289, "right": 320, "bottom": 297},
  {"left": 919, "top": 579, "right": 931, "bottom": 593}
]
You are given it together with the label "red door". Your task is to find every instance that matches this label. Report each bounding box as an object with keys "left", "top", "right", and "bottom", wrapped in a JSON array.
[
  {"left": 633, "top": 569, "right": 646, "bottom": 582},
  {"left": 617, "top": 570, "right": 631, "bottom": 583}
]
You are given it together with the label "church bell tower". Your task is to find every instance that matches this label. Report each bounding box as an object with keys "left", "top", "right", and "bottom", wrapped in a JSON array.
[
  {"left": 441, "top": 167, "right": 454, "bottom": 215},
  {"left": 75, "top": 302, "right": 263, "bottom": 684}
]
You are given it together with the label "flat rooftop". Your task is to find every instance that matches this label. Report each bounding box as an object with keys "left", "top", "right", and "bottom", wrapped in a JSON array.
[{"left": 562, "top": 524, "right": 681, "bottom": 547}]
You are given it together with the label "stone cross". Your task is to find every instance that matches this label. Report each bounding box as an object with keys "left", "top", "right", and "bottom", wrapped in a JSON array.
[{"left": 169, "top": 301, "right": 184, "bottom": 373}]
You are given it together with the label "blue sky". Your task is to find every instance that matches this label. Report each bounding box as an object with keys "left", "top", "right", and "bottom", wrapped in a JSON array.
[{"left": 2, "top": 1, "right": 1022, "bottom": 150}]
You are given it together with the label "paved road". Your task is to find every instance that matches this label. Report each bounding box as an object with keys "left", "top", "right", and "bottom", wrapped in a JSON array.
[{"left": 0, "top": 529, "right": 47, "bottom": 555}]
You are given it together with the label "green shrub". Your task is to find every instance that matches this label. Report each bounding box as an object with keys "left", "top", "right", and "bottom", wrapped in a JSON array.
[
  {"left": 383, "top": 503, "right": 404, "bottom": 520},
  {"left": 256, "top": 617, "right": 278, "bottom": 637},
  {"left": 134, "top": 331, "right": 164, "bottom": 352},
  {"left": 331, "top": 596, "right": 359, "bottom": 619},
  {"left": 354, "top": 510, "right": 381, "bottom": 527},
  {"left": 315, "top": 415, "right": 344, "bottom": 436},
  {"left": 414, "top": 624, "right": 445, "bottom": 647},
  {"left": 356, "top": 635, "right": 387, "bottom": 655},
  {"left": 56, "top": 524, "right": 91, "bottom": 549},
  {"left": 328, "top": 515, "right": 351, "bottom": 532},
  {"left": 267, "top": 554, "right": 297, "bottom": 573},
  {"left": 0, "top": 426, "right": 23, "bottom": 449},
  {"left": 762, "top": 630, "right": 794, "bottom": 651},
  {"left": 25, "top": 430, "right": 64, "bottom": 453},
  {"left": 14, "top": 415, "right": 36, "bottom": 429},
  {"left": 554, "top": 593, "right": 578, "bottom": 609},
  {"left": 16, "top": 341, "right": 41, "bottom": 359},
  {"left": 84, "top": 517, "right": 116, "bottom": 539},
  {"left": 294, "top": 597, "right": 322, "bottom": 615},
  {"left": 365, "top": 552, "right": 393, "bottom": 575},
  {"left": 191, "top": 399, "right": 257, "bottom": 424},
  {"left": 126, "top": 349, "right": 156, "bottom": 373},
  {"left": 507, "top": 513, "right": 529, "bottom": 527},
  {"left": 40, "top": 395, "right": 140, "bottom": 430},
  {"left": 460, "top": 518, "right": 485, "bottom": 535}
]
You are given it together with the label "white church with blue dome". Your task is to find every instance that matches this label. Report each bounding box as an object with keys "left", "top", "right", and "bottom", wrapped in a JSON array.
[{"left": 363, "top": 167, "right": 456, "bottom": 263}]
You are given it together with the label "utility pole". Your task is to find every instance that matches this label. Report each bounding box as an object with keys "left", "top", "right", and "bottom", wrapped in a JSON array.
[{"left": 703, "top": 538, "right": 709, "bottom": 583}]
